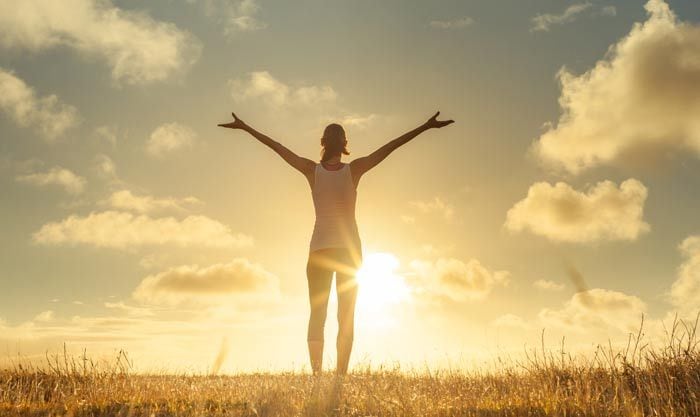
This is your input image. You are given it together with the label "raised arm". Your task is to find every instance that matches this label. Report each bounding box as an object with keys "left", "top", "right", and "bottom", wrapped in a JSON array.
[
  {"left": 218, "top": 112, "right": 315, "bottom": 182},
  {"left": 350, "top": 111, "right": 454, "bottom": 183}
]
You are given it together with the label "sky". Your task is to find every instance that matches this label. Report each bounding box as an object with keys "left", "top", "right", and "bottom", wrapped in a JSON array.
[{"left": 2, "top": 0, "right": 700, "bottom": 373}]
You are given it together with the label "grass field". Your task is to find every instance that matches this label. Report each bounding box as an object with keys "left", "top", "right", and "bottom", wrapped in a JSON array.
[{"left": 2, "top": 317, "right": 699, "bottom": 417}]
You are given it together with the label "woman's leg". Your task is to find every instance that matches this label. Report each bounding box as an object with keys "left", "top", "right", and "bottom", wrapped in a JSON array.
[
  {"left": 335, "top": 249, "right": 361, "bottom": 375},
  {"left": 306, "top": 250, "right": 334, "bottom": 374}
]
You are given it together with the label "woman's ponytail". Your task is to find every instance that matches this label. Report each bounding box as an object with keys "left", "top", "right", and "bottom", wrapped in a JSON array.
[{"left": 320, "top": 123, "right": 350, "bottom": 162}]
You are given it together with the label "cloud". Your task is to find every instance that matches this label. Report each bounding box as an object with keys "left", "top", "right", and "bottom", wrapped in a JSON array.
[
  {"left": 539, "top": 288, "right": 647, "bottom": 333},
  {"left": 0, "top": 68, "right": 79, "bottom": 140},
  {"left": 229, "top": 71, "right": 337, "bottom": 107},
  {"left": 338, "top": 113, "right": 378, "bottom": 129},
  {"left": 103, "top": 189, "right": 201, "bottom": 214},
  {"left": 505, "top": 179, "right": 649, "bottom": 243},
  {"left": 0, "top": 291, "right": 297, "bottom": 372},
  {"left": 94, "top": 126, "right": 117, "bottom": 146},
  {"left": 222, "top": 0, "right": 266, "bottom": 33},
  {"left": 16, "top": 166, "right": 86, "bottom": 195},
  {"left": 228, "top": 14, "right": 266, "bottom": 33},
  {"left": 531, "top": 3, "right": 616, "bottom": 32},
  {"left": 0, "top": 0, "right": 201, "bottom": 85},
  {"left": 133, "top": 258, "right": 279, "bottom": 306},
  {"left": 92, "top": 154, "right": 127, "bottom": 190},
  {"left": 191, "top": 0, "right": 267, "bottom": 37},
  {"left": 430, "top": 17, "right": 474, "bottom": 30},
  {"left": 294, "top": 85, "right": 338, "bottom": 106},
  {"left": 33, "top": 310, "right": 55, "bottom": 322},
  {"left": 32, "top": 210, "right": 253, "bottom": 249},
  {"left": 533, "top": 0, "right": 700, "bottom": 174},
  {"left": 533, "top": 279, "right": 565, "bottom": 291},
  {"left": 318, "top": 113, "right": 379, "bottom": 132},
  {"left": 104, "top": 301, "right": 154, "bottom": 317},
  {"left": 531, "top": 3, "right": 593, "bottom": 32},
  {"left": 146, "top": 122, "right": 196, "bottom": 157},
  {"left": 601, "top": 6, "right": 617, "bottom": 17},
  {"left": 408, "top": 197, "right": 455, "bottom": 221},
  {"left": 409, "top": 258, "right": 509, "bottom": 301},
  {"left": 669, "top": 236, "right": 700, "bottom": 317},
  {"left": 93, "top": 154, "right": 118, "bottom": 180}
]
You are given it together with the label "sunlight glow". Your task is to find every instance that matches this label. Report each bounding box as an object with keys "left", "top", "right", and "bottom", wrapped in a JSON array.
[{"left": 356, "top": 252, "right": 411, "bottom": 313}]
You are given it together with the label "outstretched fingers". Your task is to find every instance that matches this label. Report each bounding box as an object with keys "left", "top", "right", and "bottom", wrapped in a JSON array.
[
  {"left": 218, "top": 112, "right": 244, "bottom": 128},
  {"left": 425, "top": 110, "right": 454, "bottom": 128}
]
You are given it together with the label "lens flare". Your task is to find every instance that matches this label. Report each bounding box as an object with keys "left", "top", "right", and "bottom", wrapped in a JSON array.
[{"left": 356, "top": 252, "right": 411, "bottom": 314}]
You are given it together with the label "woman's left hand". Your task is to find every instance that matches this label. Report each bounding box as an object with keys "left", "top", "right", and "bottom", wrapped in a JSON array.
[
  {"left": 218, "top": 112, "right": 248, "bottom": 130},
  {"left": 423, "top": 111, "right": 454, "bottom": 129}
]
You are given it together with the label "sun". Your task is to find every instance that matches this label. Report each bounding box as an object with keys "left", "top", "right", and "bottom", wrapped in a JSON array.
[{"left": 356, "top": 252, "right": 411, "bottom": 313}]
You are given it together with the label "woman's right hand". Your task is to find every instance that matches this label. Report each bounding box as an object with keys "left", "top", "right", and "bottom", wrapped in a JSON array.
[{"left": 217, "top": 112, "right": 248, "bottom": 130}]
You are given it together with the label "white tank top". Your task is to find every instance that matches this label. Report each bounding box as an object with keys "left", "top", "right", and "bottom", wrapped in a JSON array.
[{"left": 309, "top": 163, "right": 361, "bottom": 256}]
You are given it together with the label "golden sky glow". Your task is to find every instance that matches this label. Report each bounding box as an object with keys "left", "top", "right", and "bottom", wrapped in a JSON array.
[{"left": 2, "top": 0, "right": 700, "bottom": 373}]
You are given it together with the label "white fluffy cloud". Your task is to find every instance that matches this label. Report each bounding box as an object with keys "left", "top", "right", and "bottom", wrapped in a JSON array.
[
  {"left": 505, "top": 179, "right": 649, "bottom": 243},
  {"left": 669, "top": 236, "right": 700, "bottom": 317},
  {"left": 0, "top": 68, "right": 79, "bottom": 140},
  {"left": 0, "top": 0, "right": 201, "bottom": 85},
  {"left": 539, "top": 288, "right": 647, "bottom": 333},
  {"left": 430, "top": 17, "right": 474, "bottom": 30},
  {"left": 16, "top": 166, "right": 86, "bottom": 194},
  {"left": 133, "top": 258, "right": 279, "bottom": 306},
  {"left": 229, "top": 71, "right": 337, "bottom": 107},
  {"left": 103, "top": 189, "right": 201, "bottom": 213},
  {"left": 146, "top": 122, "right": 196, "bottom": 157},
  {"left": 533, "top": 0, "right": 700, "bottom": 173},
  {"left": 409, "top": 258, "right": 509, "bottom": 301},
  {"left": 32, "top": 210, "right": 253, "bottom": 249}
]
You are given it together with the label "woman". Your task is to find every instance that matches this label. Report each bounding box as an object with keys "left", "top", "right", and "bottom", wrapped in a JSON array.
[{"left": 218, "top": 111, "right": 454, "bottom": 375}]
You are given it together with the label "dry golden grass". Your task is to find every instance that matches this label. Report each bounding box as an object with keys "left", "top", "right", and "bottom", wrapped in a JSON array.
[{"left": 2, "top": 316, "right": 699, "bottom": 417}]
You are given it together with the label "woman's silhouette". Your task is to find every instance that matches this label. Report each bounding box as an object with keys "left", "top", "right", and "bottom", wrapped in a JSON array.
[{"left": 218, "top": 111, "right": 454, "bottom": 375}]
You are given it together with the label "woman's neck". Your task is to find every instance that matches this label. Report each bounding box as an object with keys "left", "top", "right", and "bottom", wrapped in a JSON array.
[
  {"left": 324, "top": 156, "right": 342, "bottom": 165},
  {"left": 321, "top": 156, "right": 343, "bottom": 171}
]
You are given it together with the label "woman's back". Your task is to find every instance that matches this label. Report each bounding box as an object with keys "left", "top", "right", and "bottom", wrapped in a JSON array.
[
  {"left": 309, "top": 163, "right": 361, "bottom": 255},
  {"left": 217, "top": 110, "right": 454, "bottom": 375}
]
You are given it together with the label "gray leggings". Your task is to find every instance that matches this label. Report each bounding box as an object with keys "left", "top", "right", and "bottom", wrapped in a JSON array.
[{"left": 306, "top": 248, "right": 361, "bottom": 343}]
